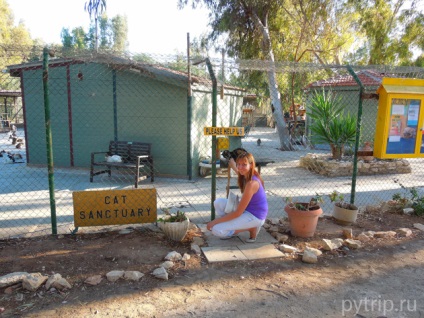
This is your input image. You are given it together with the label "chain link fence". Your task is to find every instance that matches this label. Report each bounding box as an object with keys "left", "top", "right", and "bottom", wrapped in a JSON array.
[{"left": 1, "top": 45, "right": 424, "bottom": 239}]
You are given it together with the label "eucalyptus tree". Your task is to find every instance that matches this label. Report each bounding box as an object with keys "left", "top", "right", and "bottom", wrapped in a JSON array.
[
  {"left": 346, "top": 0, "right": 424, "bottom": 65},
  {"left": 0, "top": 0, "right": 34, "bottom": 89},
  {"left": 179, "top": 0, "right": 293, "bottom": 150},
  {"left": 61, "top": 14, "right": 128, "bottom": 52},
  {"left": 84, "top": 0, "right": 107, "bottom": 50},
  {"left": 178, "top": 0, "right": 357, "bottom": 150}
]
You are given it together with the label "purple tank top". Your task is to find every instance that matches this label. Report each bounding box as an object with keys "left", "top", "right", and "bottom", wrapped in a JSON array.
[{"left": 246, "top": 176, "right": 268, "bottom": 220}]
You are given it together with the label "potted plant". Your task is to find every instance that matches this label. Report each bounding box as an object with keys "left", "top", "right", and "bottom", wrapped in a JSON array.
[
  {"left": 307, "top": 89, "right": 357, "bottom": 160},
  {"left": 328, "top": 190, "right": 359, "bottom": 225},
  {"left": 283, "top": 195, "right": 323, "bottom": 238},
  {"left": 157, "top": 209, "right": 190, "bottom": 242}
]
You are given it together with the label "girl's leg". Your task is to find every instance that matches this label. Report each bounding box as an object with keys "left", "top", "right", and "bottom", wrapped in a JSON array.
[{"left": 211, "top": 211, "right": 263, "bottom": 238}]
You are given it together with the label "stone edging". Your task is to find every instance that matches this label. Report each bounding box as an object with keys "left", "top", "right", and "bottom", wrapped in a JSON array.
[{"left": 299, "top": 153, "right": 411, "bottom": 177}]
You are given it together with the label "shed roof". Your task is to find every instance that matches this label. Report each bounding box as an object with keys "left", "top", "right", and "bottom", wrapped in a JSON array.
[
  {"left": 7, "top": 53, "right": 245, "bottom": 92},
  {"left": 306, "top": 70, "right": 384, "bottom": 89}
]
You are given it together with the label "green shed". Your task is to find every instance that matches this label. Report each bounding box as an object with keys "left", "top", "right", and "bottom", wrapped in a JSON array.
[
  {"left": 8, "top": 53, "right": 245, "bottom": 178},
  {"left": 305, "top": 70, "right": 383, "bottom": 148}
]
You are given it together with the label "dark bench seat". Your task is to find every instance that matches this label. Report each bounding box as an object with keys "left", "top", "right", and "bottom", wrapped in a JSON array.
[{"left": 90, "top": 141, "right": 154, "bottom": 188}]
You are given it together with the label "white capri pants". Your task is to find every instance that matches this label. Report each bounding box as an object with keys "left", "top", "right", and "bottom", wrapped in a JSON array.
[{"left": 211, "top": 197, "right": 265, "bottom": 238}]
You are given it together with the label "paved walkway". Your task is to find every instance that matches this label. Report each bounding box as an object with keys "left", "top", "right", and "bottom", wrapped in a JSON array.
[{"left": 199, "top": 224, "right": 284, "bottom": 262}]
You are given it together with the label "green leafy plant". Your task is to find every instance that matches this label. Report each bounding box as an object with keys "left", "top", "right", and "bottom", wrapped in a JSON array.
[
  {"left": 328, "top": 190, "right": 358, "bottom": 210},
  {"left": 284, "top": 194, "right": 323, "bottom": 211},
  {"left": 392, "top": 179, "right": 424, "bottom": 216},
  {"left": 307, "top": 89, "right": 357, "bottom": 160},
  {"left": 158, "top": 209, "right": 187, "bottom": 222}
]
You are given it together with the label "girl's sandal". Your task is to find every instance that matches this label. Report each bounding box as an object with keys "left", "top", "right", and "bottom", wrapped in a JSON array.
[{"left": 246, "top": 237, "right": 257, "bottom": 243}]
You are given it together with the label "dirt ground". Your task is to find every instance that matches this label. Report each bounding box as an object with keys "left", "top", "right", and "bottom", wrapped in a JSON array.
[{"left": 1, "top": 208, "right": 424, "bottom": 318}]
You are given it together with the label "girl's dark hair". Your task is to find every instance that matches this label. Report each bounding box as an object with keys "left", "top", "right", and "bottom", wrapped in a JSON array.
[{"left": 236, "top": 152, "right": 264, "bottom": 192}]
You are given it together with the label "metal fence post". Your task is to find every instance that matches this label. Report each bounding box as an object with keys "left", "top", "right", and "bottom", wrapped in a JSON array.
[
  {"left": 347, "top": 66, "right": 365, "bottom": 205},
  {"left": 42, "top": 47, "right": 57, "bottom": 235}
]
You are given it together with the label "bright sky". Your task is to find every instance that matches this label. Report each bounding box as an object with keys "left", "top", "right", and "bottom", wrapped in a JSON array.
[{"left": 8, "top": 0, "right": 211, "bottom": 55}]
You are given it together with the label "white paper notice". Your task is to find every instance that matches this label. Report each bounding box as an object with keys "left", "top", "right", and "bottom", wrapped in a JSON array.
[
  {"left": 392, "top": 104, "right": 405, "bottom": 115},
  {"left": 389, "top": 136, "right": 401, "bottom": 142}
]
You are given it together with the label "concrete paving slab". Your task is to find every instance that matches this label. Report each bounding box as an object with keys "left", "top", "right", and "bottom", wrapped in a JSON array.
[
  {"left": 201, "top": 246, "right": 248, "bottom": 262},
  {"left": 198, "top": 222, "right": 282, "bottom": 262},
  {"left": 238, "top": 243, "right": 284, "bottom": 260}
]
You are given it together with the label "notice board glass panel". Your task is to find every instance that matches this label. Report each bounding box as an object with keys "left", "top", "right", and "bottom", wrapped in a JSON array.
[{"left": 386, "top": 98, "right": 420, "bottom": 155}]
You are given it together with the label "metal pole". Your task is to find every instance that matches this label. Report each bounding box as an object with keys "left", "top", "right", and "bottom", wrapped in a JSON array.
[
  {"left": 347, "top": 66, "right": 365, "bottom": 205},
  {"left": 187, "top": 33, "right": 193, "bottom": 180},
  {"left": 205, "top": 58, "right": 217, "bottom": 220},
  {"left": 42, "top": 47, "right": 57, "bottom": 235}
]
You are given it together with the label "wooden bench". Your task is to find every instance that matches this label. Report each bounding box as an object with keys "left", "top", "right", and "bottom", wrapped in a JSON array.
[{"left": 90, "top": 141, "right": 154, "bottom": 188}]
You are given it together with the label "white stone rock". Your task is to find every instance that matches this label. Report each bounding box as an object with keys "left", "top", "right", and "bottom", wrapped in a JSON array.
[
  {"left": 269, "top": 218, "right": 280, "bottom": 225},
  {"left": 322, "top": 238, "right": 344, "bottom": 251},
  {"left": 124, "top": 271, "right": 144, "bottom": 281},
  {"left": 45, "top": 273, "right": 63, "bottom": 290},
  {"left": 182, "top": 253, "right": 191, "bottom": 261},
  {"left": 302, "top": 250, "right": 318, "bottom": 264},
  {"left": 403, "top": 208, "right": 414, "bottom": 215},
  {"left": 396, "top": 228, "right": 412, "bottom": 237},
  {"left": 344, "top": 239, "right": 362, "bottom": 249},
  {"left": 275, "top": 233, "right": 289, "bottom": 243},
  {"left": 152, "top": 267, "right": 168, "bottom": 280},
  {"left": 374, "top": 231, "right": 396, "bottom": 238},
  {"left": 269, "top": 225, "right": 280, "bottom": 233},
  {"left": 106, "top": 270, "right": 125, "bottom": 282},
  {"left": 305, "top": 246, "right": 322, "bottom": 256},
  {"left": 363, "top": 231, "right": 375, "bottom": 237},
  {"left": 279, "top": 244, "right": 298, "bottom": 253},
  {"left": 164, "top": 251, "right": 182, "bottom": 261},
  {"left": 357, "top": 233, "right": 371, "bottom": 242},
  {"left": 0, "top": 272, "right": 29, "bottom": 288},
  {"left": 84, "top": 275, "right": 103, "bottom": 286},
  {"left": 263, "top": 223, "right": 271, "bottom": 229},
  {"left": 22, "top": 273, "right": 48, "bottom": 291},
  {"left": 119, "top": 229, "right": 133, "bottom": 235},
  {"left": 414, "top": 223, "right": 424, "bottom": 231},
  {"left": 52, "top": 277, "right": 72, "bottom": 290},
  {"left": 160, "top": 261, "right": 174, "bottom": 269},
  {"left": 190, "top": 244, "right": 201, "bottom": 255}
]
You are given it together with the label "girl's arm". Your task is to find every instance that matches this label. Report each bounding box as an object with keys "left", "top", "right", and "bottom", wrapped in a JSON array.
[{"left": 207, "top": 180, "right": 259, "bottom": 229}]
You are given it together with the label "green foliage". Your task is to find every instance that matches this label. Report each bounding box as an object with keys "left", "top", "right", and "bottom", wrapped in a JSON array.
[
  {"left": 60, "top": 14, "right": 128, "bottom": 51},
  {"left": 346, "top": 0, "right": 424, "bottom": 65},
  {"left": 392, "top": 179, "right": 424, "bottom": 216},
  {"left": 328, "top": 190, "right": 357, "bottom": 210},
  {"left": 308, "top": 89, "right": 357, "bottom": 159},
  {"left": 158, "top": 209, "right": 187, "bottom": 222},
  {"left": 284, "top": 194, "right": 323, "bottom": 211}
]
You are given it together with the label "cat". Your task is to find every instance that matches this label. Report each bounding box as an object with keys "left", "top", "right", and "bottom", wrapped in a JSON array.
[{"left": 221, "top": 148, "right": 247, "bottom": 161}]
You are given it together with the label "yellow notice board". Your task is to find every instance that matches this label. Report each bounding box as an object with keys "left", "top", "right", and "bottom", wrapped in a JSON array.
[
  {"left": 204, "top": 127, "right": 245, "bottom": 136},
  {"left": 73, "top": 188, "right": 157, "bottom": 227}
]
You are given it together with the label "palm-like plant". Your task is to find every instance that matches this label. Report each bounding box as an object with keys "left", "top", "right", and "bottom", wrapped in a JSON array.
[
  {"left": 308, "top": 89, "right": 357, "bottom": 159},
  {"left": 84, "top": 0, "right": 107, "bottom": 50}
]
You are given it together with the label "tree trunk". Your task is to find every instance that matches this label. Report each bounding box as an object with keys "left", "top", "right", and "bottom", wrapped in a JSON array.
[
  {"left": 252, "top": 11, "right": 292, "bottom": 151},
  {"left": 330, "top": 144, "right": 344, "bottom": 160}
]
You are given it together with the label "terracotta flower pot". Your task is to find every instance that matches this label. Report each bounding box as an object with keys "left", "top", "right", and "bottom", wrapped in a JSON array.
[
  {"left": 333, "top": 205, "right": 358, "bottom": 226},
  {"left": 284, "top": 204, "right": 323, "bottom": 238},
  {"left": 158, "top": 218, "right": 190, "bottom": 242}
]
